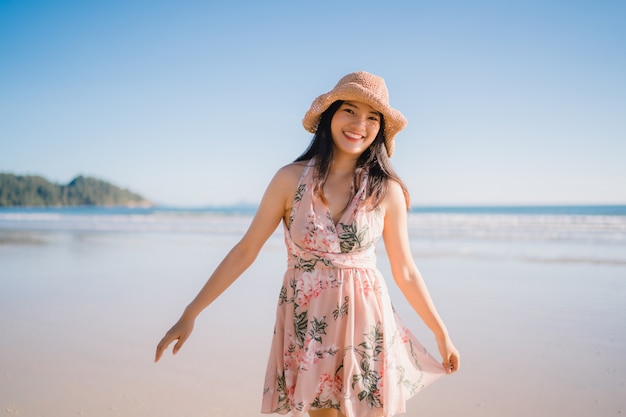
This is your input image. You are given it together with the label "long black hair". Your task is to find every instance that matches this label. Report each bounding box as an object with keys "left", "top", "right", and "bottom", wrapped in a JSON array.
[{"left": 295, "top": 100, "right": 410, "bottom": 210}]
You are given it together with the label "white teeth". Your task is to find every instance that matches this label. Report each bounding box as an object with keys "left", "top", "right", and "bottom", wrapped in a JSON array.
[{"left": 345, "top": 131, "right": 362, "bottom": 139}]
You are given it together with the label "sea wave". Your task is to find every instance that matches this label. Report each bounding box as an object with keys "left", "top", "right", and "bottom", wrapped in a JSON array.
[
  {"left": 407, "top": 213, "right": 626, "bottom": 243},
  {"left": 2, "top": 207, "right": 625, "bottom": 265},
  {"left": 0, "top": 209, "right": 254, "bottom": 235}
]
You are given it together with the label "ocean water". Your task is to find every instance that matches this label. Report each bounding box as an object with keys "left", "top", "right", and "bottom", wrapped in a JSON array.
[{"left": 1, "top": 205, "right": 625, "bottom": 265}]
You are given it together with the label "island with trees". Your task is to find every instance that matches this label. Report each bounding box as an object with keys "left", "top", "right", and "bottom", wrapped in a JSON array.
[{"left": 0, "top": 174, "right": 152, "bottom": 207}]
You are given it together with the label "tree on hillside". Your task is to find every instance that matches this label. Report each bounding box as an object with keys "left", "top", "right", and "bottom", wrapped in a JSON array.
[{"left": 0, "top": 174, "right": 151, "bottom": 207}]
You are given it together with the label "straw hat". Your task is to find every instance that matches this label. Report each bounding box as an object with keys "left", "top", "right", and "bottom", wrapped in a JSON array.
[{"left": 302, "top": 71, "right": 407, "bottom": 156}]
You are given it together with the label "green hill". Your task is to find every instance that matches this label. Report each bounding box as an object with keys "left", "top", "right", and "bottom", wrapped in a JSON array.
[{"left": 0, "top": 174, "right": 152, "bottom": 207}]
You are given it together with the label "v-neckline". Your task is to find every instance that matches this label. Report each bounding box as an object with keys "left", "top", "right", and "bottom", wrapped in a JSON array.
[
  {"left": 324, "top": 180, "right": 366, "bottom": 230},
  {"left": 326, "top": 201, "right": 351, "bottom": 230},
  {"left": 326, "top": 175, "right": 368, "bottom": 230},
  {"left": 300, "top": 158, "right": 368, "bottom": 231}
]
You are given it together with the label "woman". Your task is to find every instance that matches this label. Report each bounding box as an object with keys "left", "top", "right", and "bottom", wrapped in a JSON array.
[{"left": 155, "top": 71, "right": 460, "bottom": 417}]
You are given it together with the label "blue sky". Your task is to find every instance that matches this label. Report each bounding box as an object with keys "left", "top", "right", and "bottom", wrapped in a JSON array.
[{"left": 1, "top": 0, "right": 625, "bottom": 207}]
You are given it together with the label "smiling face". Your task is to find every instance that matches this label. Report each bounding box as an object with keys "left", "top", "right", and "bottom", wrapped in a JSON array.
[{"left": 330, "top": 101, "right": 382, "bottom": 157}]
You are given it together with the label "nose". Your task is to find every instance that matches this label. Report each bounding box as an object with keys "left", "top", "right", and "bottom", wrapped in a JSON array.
[{"left": 350, "top": 115, "right": 367, "bottom": 130}]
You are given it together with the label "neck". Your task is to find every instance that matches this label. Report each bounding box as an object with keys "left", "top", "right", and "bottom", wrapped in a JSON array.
[{"left": 329, "top": 154, "right": 359, "bottom": 176}]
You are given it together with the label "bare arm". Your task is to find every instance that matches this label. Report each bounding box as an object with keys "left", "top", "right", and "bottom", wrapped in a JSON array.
[
  {"left": 155, "top": 164, "right": 300, "bottom": 362},
  {"left": 381, "top": 181, "right": 460, "bottom": 373}
]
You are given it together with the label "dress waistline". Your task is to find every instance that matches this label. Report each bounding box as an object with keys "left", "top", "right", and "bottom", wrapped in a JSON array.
[{"left": 286, "top": 253, "right": 377, "bottom": 270}]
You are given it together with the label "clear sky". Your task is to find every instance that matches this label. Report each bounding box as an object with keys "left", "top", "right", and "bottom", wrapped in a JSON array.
[{"left": 1, "top": 0, "right": 625, "bottom": 207}]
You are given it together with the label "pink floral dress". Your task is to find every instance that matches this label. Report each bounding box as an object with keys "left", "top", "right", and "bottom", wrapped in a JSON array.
[{"left": 261, "top": 160, "right": 445, "bottom": 417}]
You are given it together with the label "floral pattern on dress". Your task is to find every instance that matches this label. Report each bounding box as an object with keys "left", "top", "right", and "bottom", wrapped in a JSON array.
[{"left": 261, "top": 160, "right": 445, "bottom": 417}]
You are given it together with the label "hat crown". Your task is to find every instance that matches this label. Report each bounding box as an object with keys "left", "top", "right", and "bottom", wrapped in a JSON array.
[{"left": 335, "top": 71, "right": 389, "bottom": 104}]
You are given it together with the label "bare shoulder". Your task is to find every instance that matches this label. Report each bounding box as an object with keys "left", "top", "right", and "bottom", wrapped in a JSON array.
[
  {"left": 382, "top": 178, "right": 407, "bottom": 214},
  {"left": 272, "top": 161, "right": 309, "bottom": 189},
  {"left": 263, "top": 161, "right": 309, "bottom": 211}
]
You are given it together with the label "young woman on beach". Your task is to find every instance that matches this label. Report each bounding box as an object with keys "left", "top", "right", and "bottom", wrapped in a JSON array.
[{"left": 155, "top": 71, "right": 460, "bottom": 417}]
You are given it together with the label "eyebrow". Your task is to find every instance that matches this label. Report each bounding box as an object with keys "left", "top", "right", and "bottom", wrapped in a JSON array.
[{"left": 343, "top": 101, "right": 381, "bottom": 117}]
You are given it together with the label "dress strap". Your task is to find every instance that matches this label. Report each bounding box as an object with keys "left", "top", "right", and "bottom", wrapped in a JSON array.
[{"left": 286, "top": 159, "right": 315, "bottom": 229}]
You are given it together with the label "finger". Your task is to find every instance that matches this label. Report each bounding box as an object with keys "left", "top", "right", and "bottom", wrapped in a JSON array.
[
  {"left": 155, "top": 342, "right": 167, "bottom": 362},
  {"left": 443, "top": 354, "right": 457, "bottom": 374},
  {"left": 451, "top": 354, "right": 460, "bottom": 372},
  {"left": 155, "top": 336, "right": 174, "bottom": 362},
  {"left": 445, "top": 355, "right": 459, "bottom": 373},
  {"left": 172, "top": 334, "right": 188, "bottom": 355}
]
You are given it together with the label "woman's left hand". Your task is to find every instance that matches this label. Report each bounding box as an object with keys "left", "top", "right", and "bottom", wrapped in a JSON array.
[{"left": 436, "top": 334, "right": 460, "bottom": 374}]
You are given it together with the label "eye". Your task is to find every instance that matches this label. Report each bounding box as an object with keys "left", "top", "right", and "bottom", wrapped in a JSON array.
[{"left": 343, "top": 108, "right": 355, "bottom": 114}]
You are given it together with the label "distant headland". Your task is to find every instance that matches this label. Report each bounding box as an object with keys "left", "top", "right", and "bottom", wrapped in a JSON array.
[{"left": 0, "top": 173, "right": 152, "bottom": 207}]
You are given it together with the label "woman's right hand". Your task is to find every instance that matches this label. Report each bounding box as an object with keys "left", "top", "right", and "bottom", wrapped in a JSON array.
[{"left": 155, "top": 315, "right": 195, "bottom": 362}]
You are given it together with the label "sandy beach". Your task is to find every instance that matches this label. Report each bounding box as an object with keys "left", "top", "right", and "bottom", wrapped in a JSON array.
[{"left": 1, "top": 212, "right": 625, "bottom": 417}]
